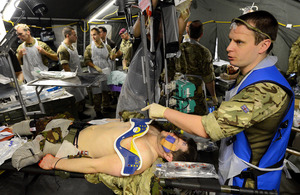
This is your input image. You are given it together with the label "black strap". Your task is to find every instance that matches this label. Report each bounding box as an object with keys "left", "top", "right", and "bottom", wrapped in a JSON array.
[
  {"left": 226, "top": 136, "right": 236, "bottom": 146},
  {"left": 238, "top": 157, "right": 285, "bottom": 180},
  {"left": 64, "top": 121, "right": 92, "bottom": 144},
  {"left": 275, "top": 120, "right": 289, "bottom": 141},
  {"left": 68, "top": 121, "right": 92, "bottom": 130},
  {"left": 63, "top": 128, "right": 77, "bottom": 144}
]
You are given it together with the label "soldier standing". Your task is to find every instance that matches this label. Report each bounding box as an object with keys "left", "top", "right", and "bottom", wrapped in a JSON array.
[
  {"left": 143, "top": 10, "right": 294, "bottom": 192},
  {"left": 169, "top": 20, "right": 218, "bottom": 115}
]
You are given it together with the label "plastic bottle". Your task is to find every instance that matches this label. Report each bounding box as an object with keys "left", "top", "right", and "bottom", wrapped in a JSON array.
[{"left": 154, "top": 161, "right": 218, "bottom": 179}]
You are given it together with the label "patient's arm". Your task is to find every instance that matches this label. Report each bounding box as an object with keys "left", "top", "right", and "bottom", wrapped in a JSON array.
[
  {"left": 39, "top": 153, "right": 152, "bottom": 176},
  {"left": 39, "top": 154, "right": 123, "bottom": 176}
]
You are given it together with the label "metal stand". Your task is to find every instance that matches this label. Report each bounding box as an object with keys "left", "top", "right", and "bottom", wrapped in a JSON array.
[
  {"left": 139, "top": 11, "right": 153, "bottom": 105},
  {"left": 0, "top": 9, "right": 45, "bottom": 119}
]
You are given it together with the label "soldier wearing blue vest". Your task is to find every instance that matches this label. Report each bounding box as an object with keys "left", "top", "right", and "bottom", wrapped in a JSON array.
[{"left": 143, "top": 10, "right": 294, "bottom": 192}]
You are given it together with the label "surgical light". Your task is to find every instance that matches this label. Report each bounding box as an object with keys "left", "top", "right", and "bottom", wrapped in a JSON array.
[
  {"left": 23, "top": 0, "right": 48, "bottom": 17},
  {"left": 0, "top": 17, "right": 6, "bottom": 43},
  {"left": 0, "top": 1, "right": 9, "bottom": 12},
  {"left": 2, "top": 0, "right": 20, "bottom": 21}
]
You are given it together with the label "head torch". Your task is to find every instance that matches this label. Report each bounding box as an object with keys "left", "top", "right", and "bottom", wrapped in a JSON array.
[{"left": 231, "top": 18, "right": 273, "bottom": 42}]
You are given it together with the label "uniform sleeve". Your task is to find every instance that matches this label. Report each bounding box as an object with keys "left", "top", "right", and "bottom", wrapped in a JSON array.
[
  {"left": 39, "top": 41, "right": 57, "bottom": 66},
  {"left": 16, "top": 44, "right": 23, "bottom": 62},
  {"left": 57, "top": 45, "right": 70, "bottom": 65},
  {"left": 177, "top": 44, "right": 188, "bottom": 74},
  {"left": 39, "top": 41, "right": 56, "bottom": 54},
  {"left": 84, "top": 45, "right": 92, "bottom": 64},
  {"left": 16, "top": 44, "right": 22, "bottom": 55},
  {"left": 199, "top": 47, "right": 215, "bottom": 83},
  {"left": 106, "top": 44, "right": 112, "bottom": 53},
  {"left": 119, "top": 40, "right": 126, "bottom": 54},
  {"left": 202, "top": 82, "right": 289, "bottom": 141}
]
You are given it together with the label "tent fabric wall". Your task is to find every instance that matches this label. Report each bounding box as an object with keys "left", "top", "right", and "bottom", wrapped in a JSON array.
[{"left": 189, "top": 0, "right": 300, "bottom": 73}]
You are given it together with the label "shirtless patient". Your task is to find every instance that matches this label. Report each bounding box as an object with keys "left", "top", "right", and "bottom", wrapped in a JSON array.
[{"left": 38, "top": 120, "right": 197, "bottom": 176}]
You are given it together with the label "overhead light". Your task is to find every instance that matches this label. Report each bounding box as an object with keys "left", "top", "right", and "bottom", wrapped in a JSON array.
[
  {"left": 23, "top": 0, "right": 48, "bottom": 17},
  {"left": 0, "top": 17, "right": 6, "bottom": 43},
  {"left": 88, "top": 0, "right": 116, "bottom": 23},
  {"left": 240, "top": 3, "right": 258, "bottom": 15},
  {"left": 2, "top": 0, "right": 20, "bottom": 21},
  {"left": 0, "top": 1, "right": 9, "bottom": 12}
]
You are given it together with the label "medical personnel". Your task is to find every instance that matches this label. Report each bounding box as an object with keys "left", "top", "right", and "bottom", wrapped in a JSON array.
[
  {"left": 84, "top": 27, "right": 112, "bottom": 119},
  {"left": 15, "top": 24, "right": 58, "bottom": 82},
  {"left": 99, "top": 26, "right": 116, "bottom": 49},
  {"left": 169, "top": 20, "right": 218, "bottom": 115},
  {"left": 111, "top": 28, "right": 132, "bottom": 70},
  {"left": 143, "top": 10, "right": 294, "bottom": 192},
  {"left": 57, "top": 26, "right": 89, "bottom": 120}
]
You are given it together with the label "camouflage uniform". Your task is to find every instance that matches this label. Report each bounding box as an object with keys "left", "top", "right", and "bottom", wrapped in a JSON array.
[
  {"left": 16, "top": 39, "right": 56, "bottom": 66},
  {"left": 119, "top": 39, "right": 133, "bottom": 67},
  {"left": 57, "top": 43, "right": 72, "bottom": 65},
  {"left": 84, "top": 42, "right": 112, "bottom": 62},
  {"left": 84, "top": 42, "right": 112, "bottom": 112},
  {"left": 57, "top": 43, "right": 86, "bottom": 116},
  {"left": 169, "top": 40, "right": 215, "bottom": 115},
  {"left": 201, "top": 73, "right": 290, "bottom": 188},
  {"left": 287, "top": 36, "right": 300, "bottom": 75}
]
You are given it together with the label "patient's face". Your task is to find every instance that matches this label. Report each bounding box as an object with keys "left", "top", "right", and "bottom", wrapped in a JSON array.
[{"left": 160, "top": 131, "right": 188, "bottom": 152}]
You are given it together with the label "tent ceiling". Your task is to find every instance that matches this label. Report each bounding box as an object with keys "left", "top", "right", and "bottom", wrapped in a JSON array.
[{"left": 12, "top": 0, "right": 108, "bottom": 20}]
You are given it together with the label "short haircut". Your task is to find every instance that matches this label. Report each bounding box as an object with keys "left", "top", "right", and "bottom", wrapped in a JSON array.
[
  {"left": 235, "top": 10, "right": 278, "bottom": 53},
  {"left": 62, "top": 26, "right": 75, "bottom": 38},
  {"left": 98, "top": 26, "right": 107, "bottom": 33},
  {"left": 14, "top": 24, "right": 30, "bottom": 32},
  {"left": 91, "top": 27, "right": 100, "bottom": 34},
  {"left": 189, "top": 20, "right": 203, "bottom": 39}
]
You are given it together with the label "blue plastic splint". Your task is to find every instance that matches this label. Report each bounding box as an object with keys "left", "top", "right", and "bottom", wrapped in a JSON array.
[{"left": 114, "top": 118, "right": 152, "bottom": 176}]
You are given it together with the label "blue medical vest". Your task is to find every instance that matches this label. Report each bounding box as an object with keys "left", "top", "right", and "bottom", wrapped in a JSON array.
[{"left": 232, "top": 65, "right": 294, "bottom": 191}]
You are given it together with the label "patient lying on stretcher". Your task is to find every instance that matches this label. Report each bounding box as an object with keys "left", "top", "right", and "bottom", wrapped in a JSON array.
[{"left": 11, "top": 119, "right": 197, "bottom": 177}]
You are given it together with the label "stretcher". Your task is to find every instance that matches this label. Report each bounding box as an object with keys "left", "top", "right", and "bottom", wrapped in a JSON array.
[
  {"left": 159, "top": 178, "right": 277, "bottom": 194},
  {"left": 0, "top": 143, "right": 282, "bottom": 195},
  {"left": 2, "top": 122, "right": 299, "bottom": 194},
  {"left": 0, "top": 160, "right": 279, "bottom": 195},
  {"left": 0, "top": 159, "right": 86, "bottom": 195}
]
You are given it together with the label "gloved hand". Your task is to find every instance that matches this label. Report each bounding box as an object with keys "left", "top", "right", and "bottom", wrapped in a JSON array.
[
  {"left": 123, "top": 64, "right": 128, "bottom": 71},
  {"left": 212, "top": 96, "right": 218, "bottom": 106},
  {"left": 94, "top": 65, "right": 102, "bottom": 73},
  {"left": 110, "top": 48, "right": 116, "bottom": 60},
  {"left": 122, "top": 60, "right": 128, "bottom": 71},
  {"left": 18, "top": 79, "right": 23, "bottom": 85},
  {"left": 141, "top": 103, "right": 168, "bottom": 119},
  {"left": 9, "top": 79, "right": 23, "bottom": 88}
]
